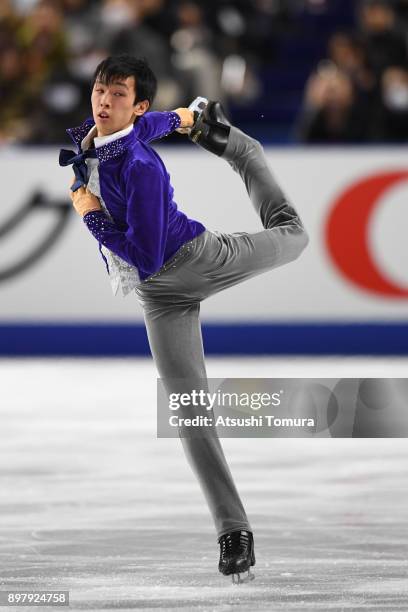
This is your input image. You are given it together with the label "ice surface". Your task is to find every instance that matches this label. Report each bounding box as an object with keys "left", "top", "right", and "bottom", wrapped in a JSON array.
[{"left": 1, "top": 357, "right": 408, "bottom": 611}]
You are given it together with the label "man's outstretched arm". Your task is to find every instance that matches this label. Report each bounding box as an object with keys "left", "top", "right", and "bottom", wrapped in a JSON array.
[{"left": 134, "top": 108, "right": 194, "bottom": 143}]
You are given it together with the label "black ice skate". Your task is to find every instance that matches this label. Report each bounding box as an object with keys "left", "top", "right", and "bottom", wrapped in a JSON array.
[
  {"left": 189, "top": 101, "right": 231, "bottom": 157},
  {"left": 218, "top": 529, "right": 256, "bottom": 584}
]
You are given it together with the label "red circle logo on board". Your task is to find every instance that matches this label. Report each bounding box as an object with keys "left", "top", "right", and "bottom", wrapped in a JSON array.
[{"left": 325, "top": 171, "right": 408, "bottom": 297}]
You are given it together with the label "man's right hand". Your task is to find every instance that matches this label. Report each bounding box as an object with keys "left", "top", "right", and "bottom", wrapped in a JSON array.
[{"left": 70, "top": 178, "right": 102, "bottom": 217}]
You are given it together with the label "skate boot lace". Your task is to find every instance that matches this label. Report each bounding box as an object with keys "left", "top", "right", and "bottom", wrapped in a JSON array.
[{"left": 220, "top": 530, "right": 249, "bottom": 558}]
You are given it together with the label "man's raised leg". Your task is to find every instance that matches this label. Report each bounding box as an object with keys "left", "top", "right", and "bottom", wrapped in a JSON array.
[
  {"left": 187, "top": 102, "right": 309, "bottom": 292},
  {"left": 190, "top": 101, "right": 309, "bottom": 266}
]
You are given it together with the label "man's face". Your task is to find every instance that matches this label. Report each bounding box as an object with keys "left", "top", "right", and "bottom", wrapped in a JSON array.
[{"left": 91, "top": 75, "right": 149, "bottom": 136}]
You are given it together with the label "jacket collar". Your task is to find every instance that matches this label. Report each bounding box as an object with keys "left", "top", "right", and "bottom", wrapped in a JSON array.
[{"left": 66, "top": 117, "right": 137, "bottom": 164}]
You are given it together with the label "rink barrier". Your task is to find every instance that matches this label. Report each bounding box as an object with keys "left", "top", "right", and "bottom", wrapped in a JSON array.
[{"left": 1, "top": 322, "right": 408, "bottom": 356}]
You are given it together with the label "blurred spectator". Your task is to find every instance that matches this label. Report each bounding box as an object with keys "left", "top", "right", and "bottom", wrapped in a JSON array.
[
  {"left": 0, "top": 0, "right": 22, "bottom": 38},
  {"left": 21, "top": 66, "right": 93, "bottom": 144},
  {"left": 103, "top": 0, "right": 182, "bottom": 109},
  {"left": 297, "top": 62, "right": 368, "bottom": 142},
  {"left": 395, "top": 0, "right": 408, "bottom": 24},
  {"left": 326, "top": 31, "right": 377, "bottom": 136},
  {"left": 371, "top": 65, "right": 408, "bottom": 140},
  {"left": 169, "top": 1, "right": 223, "bottom": 103},
  {"left": 16, "top": 1, "right": 68, "bottom": 85},
  {"left": 61, "top": 0, "right": 100, "bottom": 57},
  {"left": 357, "top": 0, "right": 408, "bottom": 79},
  {"left": 328, "top": 31, "right": 375, "bottom": 95},
  {"left": 208, "top": 0, "right": 279, "bottom": 62},
  {"left": 10, "top": 0, "right": 80, "bottom": 143},
  {"left": 0, "top": 44, "right": 35, "bottom": 142},
  {"left": 298, "top": 0, "right": 408, "bottom": 143}
]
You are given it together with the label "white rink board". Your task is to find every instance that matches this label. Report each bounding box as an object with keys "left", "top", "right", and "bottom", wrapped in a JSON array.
[{"left": 0, "top": 145, "right": 407, "bottom": 322}]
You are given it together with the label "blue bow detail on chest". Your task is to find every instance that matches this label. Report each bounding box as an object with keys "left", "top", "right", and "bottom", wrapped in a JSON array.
[{"left": 59, "top": 148, "right": 98, "bottom": 192}]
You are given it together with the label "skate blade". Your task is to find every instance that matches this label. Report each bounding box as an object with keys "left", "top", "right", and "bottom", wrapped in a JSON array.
[
  {"left": 231, "top": 568, "right": 255, "bottom": 585},
  {"left": 188, "top": 96, "right": 209, "bottom": 114},
  {"left": 191, "top": 129, "right": 202, "bottom": 143}
]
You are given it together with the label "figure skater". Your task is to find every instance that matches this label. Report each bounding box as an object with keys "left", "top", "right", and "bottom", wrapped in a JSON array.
[{"left": 59, "top": 54, "right": 309, "bottom": 584}]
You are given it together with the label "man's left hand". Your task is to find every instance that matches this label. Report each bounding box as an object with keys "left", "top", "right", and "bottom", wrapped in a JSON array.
[
  {"left": 70, "top": 178, "right": 102, "bottom": 217},
  {"left": 173, "top": 107, "right": 194, "bottom": 133}
]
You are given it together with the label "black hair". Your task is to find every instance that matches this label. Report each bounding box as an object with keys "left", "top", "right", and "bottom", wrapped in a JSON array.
[{"left": 92, "top": 54, "right": 157, "bottom": 106}]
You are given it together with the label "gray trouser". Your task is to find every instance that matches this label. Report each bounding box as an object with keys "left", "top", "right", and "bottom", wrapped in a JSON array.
[{"left": 134, "top": 126, "right": 309, "bottom": 539}]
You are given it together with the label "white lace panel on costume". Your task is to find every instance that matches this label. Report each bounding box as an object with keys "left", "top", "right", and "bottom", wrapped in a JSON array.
[{"left": 86, "top": 158, "right": 141, "bottom": 297}]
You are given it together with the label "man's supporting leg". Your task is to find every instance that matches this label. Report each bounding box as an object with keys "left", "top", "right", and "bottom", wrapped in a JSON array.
[{"left": 142, "top": 300, "right": 251, "bottom": 539}]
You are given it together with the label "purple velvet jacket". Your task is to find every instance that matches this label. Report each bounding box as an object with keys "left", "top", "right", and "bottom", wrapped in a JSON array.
[{"left": 65, "top": 111, "right": 206, "bottom": 281}]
